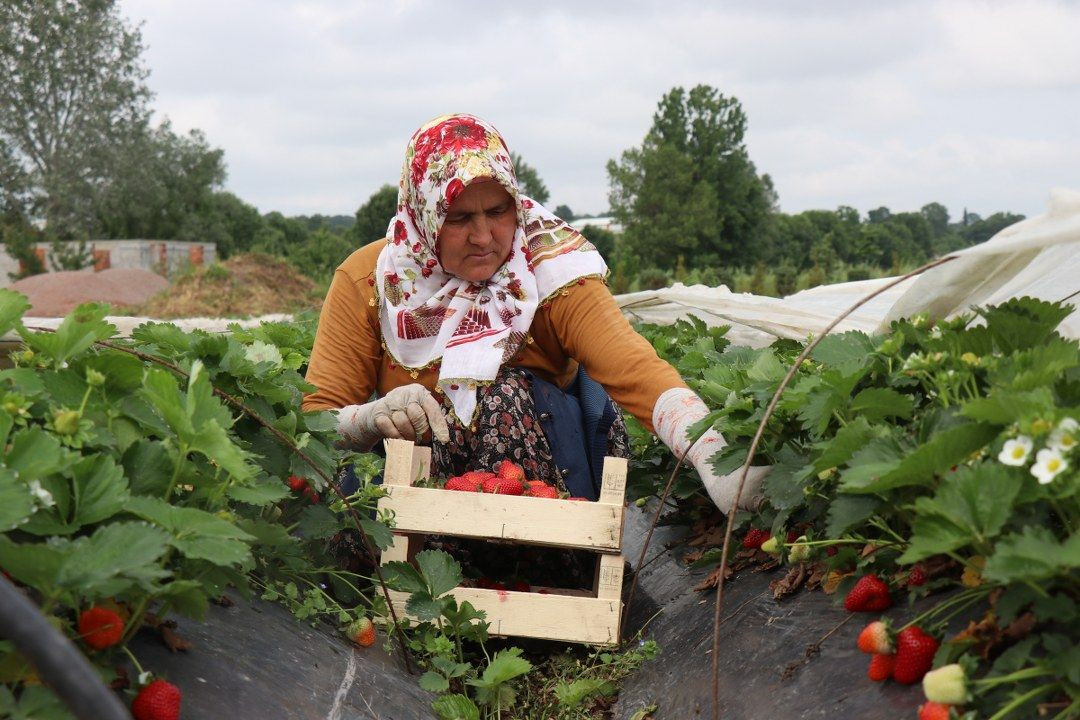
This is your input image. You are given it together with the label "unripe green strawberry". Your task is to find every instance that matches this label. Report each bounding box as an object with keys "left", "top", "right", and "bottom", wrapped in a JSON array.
[
  {"left": 788, "top": 535, "right": 810, "bottom": 563},
  {"left": 760, "top": 536, "right": 781, "bottom": 555},
  {"left": 52, "top": 409, "right": 82, "bottom": 435},
  {"left": 922, "top": 663, "right": 969, "bottom": 705}
]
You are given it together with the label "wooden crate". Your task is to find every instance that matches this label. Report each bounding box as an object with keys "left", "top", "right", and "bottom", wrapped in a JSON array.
[{"left": 377, "top": 438, "right": 627, "bottom": 646}]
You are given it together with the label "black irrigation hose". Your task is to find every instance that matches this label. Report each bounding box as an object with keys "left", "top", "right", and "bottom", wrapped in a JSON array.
[{"left": 0, "top": 575, "right": 130, "bottom": 720}]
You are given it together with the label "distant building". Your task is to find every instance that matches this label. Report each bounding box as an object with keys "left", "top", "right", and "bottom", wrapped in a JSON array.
[
  {"left": 574, "top": 216, "right": 623, "bottom": 234},
  {"left": 0, "top": 239, "right": 216, "bottom": 288}
]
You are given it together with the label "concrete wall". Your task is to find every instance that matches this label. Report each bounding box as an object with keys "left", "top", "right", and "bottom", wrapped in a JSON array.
[{"left": 0, "top": 240, "right": 217, "bottom": 287}]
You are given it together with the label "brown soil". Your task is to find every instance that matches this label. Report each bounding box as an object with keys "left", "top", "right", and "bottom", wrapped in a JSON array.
[
  {"left": 136, "top": 253, "right": 323, "bottom": 319},
  {"left": 13, "top": 268, "right": 169, "bottom": 317}
]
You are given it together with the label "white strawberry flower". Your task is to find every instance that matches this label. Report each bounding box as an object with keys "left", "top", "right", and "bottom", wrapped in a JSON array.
[
  {"left": 1031, "top": 448, "right": 1068, "bottom": 484},
  {"left": 28, "top": 479, "right": 55, "bottom": 508},
  {"left": 998, "top": 436, "right": 1033, "bottom": 466},
  {"left": 1048, "top": 417, "right": 1078, "bottom": 453}
]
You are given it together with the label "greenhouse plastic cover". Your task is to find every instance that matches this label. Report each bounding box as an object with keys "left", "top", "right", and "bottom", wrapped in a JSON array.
[{"left": 616, "top": 188, "right": 1080, "bottom": 346}]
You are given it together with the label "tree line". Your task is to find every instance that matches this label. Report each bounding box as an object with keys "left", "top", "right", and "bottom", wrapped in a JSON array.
[{"left": 0, "top": 1, "right": 1024, "bottom": 294}]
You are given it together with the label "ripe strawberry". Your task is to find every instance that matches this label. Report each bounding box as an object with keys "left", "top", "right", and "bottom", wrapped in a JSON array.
[
  {"left": 302, "top": 485, "right": 320, "bottom": 503},
  {"left": 908, "top": 565, "right": 926, "bottom": 586},
  {"left": 742, "top": 528, "right": 771, "bottom": 550},
  {"left": 857, "top": 620, "right": 893, "bottom": 654},
  {"left": 524, "top": 479, "right": 547, "bottom": 489},
  {"left": 826, "top": 545, "right": 838, "bottom": 557},
  {"left": 496, "top": 459, "right": 525, "bottom": 484},
  {"left": 445, "top": 476, "right": 481, "bottom": 492},
  {"left": 526, "top": 484, "right": 560, "bottom": 499},
  {"left": 482, "top": 475, "right": 524, "bottom": 495},
  {"left": 131, "top": 678, "right": 181, "bottom": 720},
  {"left": 786, "top": 530, "right": 799, "bottom": 543},
  {"left": 892, "top": 625, "right": 939, "bottom": 684},
  {"left": 866, "top": 653, "right": 895, "bottom": 682},
  {"left": 918, "top": 702, "right": 952, "bottom": 720},
  {"left": 287, "top": 474, "right": 307, "bottom": 492},
  {"left": 346, "top": 617, "right": 376, "bottom": 647},
  {"left": 78, "top": 606, "right": 124, "bottom": 650},
  {"left": 460, "top": 470, "right": 496, "bottom": 486},
  {"left": 844, "top": 574, "right": 893, "bottom": 612},
  {"left": 511, "top": 580, "right": 531, "bottom": 592}
]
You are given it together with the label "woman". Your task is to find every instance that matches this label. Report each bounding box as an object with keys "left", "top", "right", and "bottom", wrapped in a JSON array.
[{"left": 302, "top": 113, "right": 767, "bottom": 510}]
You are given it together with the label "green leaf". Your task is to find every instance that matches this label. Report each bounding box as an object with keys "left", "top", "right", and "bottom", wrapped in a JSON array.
[
  {"left": 983, "top": 527, "right": 1080, "bottom": 583},
  {"left": 0, "top": 536, "right": 67, "bottom": 589},
  {"left": 405, "top": 592, "right": 445, "bottom": 622},
  {"left": 960, "top": 388, "right": 1055, "bottom": 424},
  {"left": 841, "top": 423, "right": 998, "bottom": 494},
  {"left": 0, "top": 469, "right": 35, "bottom": 531},
  {"left": 431, "top": 694, "right": 480, "bottom": 720},
  {"left": 0, "top": 289, "right": 30, "bottom": 336},
  {"left": 3, "top": 427, "right": 70, "bottom": 482},
  {"left": 979, "top": 297, "right": 1072, "bottom": 352},
  {"left": 825, "top": 494, "right": 880, "bottom": 537},
  {"left": 158, "top": 580, "right": 210, "bottom": 620},
  {"left": 122, "top": 439, "right": 174, "bottom": 496},
  {"left": 416, "top": 549, "right": 463, "bottom": 597},
  {"left": 811, "top": 331, "right": 875, "bottom": 372},
  {"left": 813, "top": 416, "right": 879, "bottom": 472},
  {"left": 57, "top": 521, "right": 171, "bottom": 595},
  {"left": 0, "top": 684, "right": 74, "bottom": 720},
  {"left": 849, "top": 388, "right": 914, "bottom": 423},
  {"left": 469, "top": 647, "right": 532, "bottom": 707},
  {"left": 21, "top": 456, "right": 129, "bottom": 535},
  {"left": 297, "top": 504, "right": 342, "bottom": 540},
  {"left": 555, "top": 678, "right": 616, "bottom": 708},
  {"left": 125, "top": 496, "right": 254, "bottom": 566},
  {"left": 383, "top": 560, "right": 428, "bottom": 595},
  {"left": 431, "top": 657, "right": 472, "bottom": 679},
  {"left": 419, "top": 671, "right": 451, "bottom": 693},
  {"left": 18, "top": 303, "right": 115, "bottom": 369},
  {"left": 359, "top": 516, "right": 394, "bottom": 551},
  {"left": 226, "top": 475, "right": 290, "bottom": 505},
  {"left": 836, "top": 435, "right": 904, "bottom": 489}
]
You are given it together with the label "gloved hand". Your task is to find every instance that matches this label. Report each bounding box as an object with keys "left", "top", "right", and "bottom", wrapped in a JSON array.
[
  {"left": 336, "top": 384, "right": 451, "bottom": 450},
  {"left": 652, "top": 387, "right": 771, "bottom": 512}
]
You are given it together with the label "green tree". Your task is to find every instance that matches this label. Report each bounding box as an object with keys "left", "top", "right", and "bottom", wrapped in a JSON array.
[
  {"left": 510, "top": 152, "right": 549, "bottom": 205},
  {"left": 608, "top": 85, "right": 775, "bottom": 271},
  {"left": 94, "top": 121, "right": 225, "bottom": 239},
  {"left": 287, "top": 228, "right": 353, "bottom": 280},
  {"left": 351, "top": 184, "right": 397, "bottom": 245},
  {"left": 920, "top": 202, "right": 950, "bottom": 238},
  {"left": 959, "top": 212, "right": 1024, "bottom": 247},
  {"left": 177, "top": 191, "right": 264, "bottom": 258},
  {"left": 554, "top": 204, "right": 574, "bottom": 221},
  {"left": 581, "top": 225, "right": 616, "bottom": 264},
  {"left": 0, "top": 0, "right": 151, "bottom": 239}
]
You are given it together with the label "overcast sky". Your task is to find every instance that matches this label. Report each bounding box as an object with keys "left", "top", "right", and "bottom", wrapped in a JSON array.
[{"left": 120, "top": 0, "right": 1079, "bottom": 222}]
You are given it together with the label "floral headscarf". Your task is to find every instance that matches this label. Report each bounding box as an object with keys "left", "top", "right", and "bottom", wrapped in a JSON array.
[{"left": 375, "top": 113, "right": 607, "bottom": 425}]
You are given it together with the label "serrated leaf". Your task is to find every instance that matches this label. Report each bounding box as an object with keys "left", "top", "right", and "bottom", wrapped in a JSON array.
[
  {"left": 359, "top": 516, "right": 394, "bottom": 550},
  {"left": 297, "top": 504, "right": 342, "bottom": 540},
  {"left": 57, "top": 521, "right": 171, "bottom": 595},
  {"left": 3, "top": 427, "right": 70, "bottom": 482},
  {"left": 158, "top": 580, "right": 210, "bottom": 620},
  {"left": 960, "top": 387, "right": 1055, "bottom": 424},
  {"left": 813, "top": 416, "right": 880, "bottom": 472},
  {"left": 431, "top": 694, "right": 480, "bottom": 720},
  {"left": 226, "top": 475, "right": 290, "bottom": 505},
  {"left": 18, "top": 303, "right": 116, "bottom": 369},
  {"left": 0, "top": 289, "right": 30, "bottom": 336},
  {"left": 555, "top": 678, "right": 616, "bottom": 708},
  {"left": 0, "top": 536, "right": 67, "bottom": 589},
  {"left": 0, "top": 469, "right": 35, "bottom": 531},
  {"left": 979, "top": 297, "right": 1072, "bottom": 352},
  {"left": 836, "top": 435, "right": 904, "bottom": 489},
  {"left": 416, "top": 549, "right": 462, "bottom": 597},
  {"left": 21, "top": 455, "right": 129, "bottom": 535},
  {"left": 811, "top": 331, "right": 875, "bottom": 372},
  {"left": 983, "top": 526, "right": 1080, "bottom": 583},
  {"left": 125, "top": 496, "right": 254, "bottom": 566},
  {"left": 405, "top": 592, "right": 444, "bottom": 622},
  {"left": 849, "top": 387, "right": 913, "bottom": 423},
  {"left": 825, "top": 494, "right": 880, "bottom": 537},
  {"left": 419, "top": 671, "right": 451, "bottom": 693},
  {"left": 470, "top": 646, "right": 532, "bottom": 692},
  {"left": 841, "top": 423, "right": 998, "bottom": 493},
  {"left": 383, "top": 560, "right": 428, "bottom": 595}
]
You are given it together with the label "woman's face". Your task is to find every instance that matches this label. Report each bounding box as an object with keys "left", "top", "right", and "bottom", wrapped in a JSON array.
[{"left": 436, "top": 179, "right": 517, "bottom": 283}]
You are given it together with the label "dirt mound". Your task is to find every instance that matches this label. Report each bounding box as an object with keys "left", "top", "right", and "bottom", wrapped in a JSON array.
[
  {"left": 138, "top": 253, "right": 322, "bottom": 319},
  {"left": 13, "top": 268, "right": 169, "bottom": 317}
]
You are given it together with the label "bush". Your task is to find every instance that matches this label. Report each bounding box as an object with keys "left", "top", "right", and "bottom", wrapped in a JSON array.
[{"left": 637, "top": 267, "right": 670, "bottom": 291}]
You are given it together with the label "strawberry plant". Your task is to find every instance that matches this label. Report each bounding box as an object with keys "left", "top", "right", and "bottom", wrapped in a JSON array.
[
  {"left": 634, "top": 297, "right": 1080, "bottom": 718},
  {"left": 0, "top": 291, "right": 394, "bottom": 718}
]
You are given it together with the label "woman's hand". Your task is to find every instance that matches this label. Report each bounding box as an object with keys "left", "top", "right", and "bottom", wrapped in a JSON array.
[{"left": 336, "top": 384, "right": 450, "bottom": 450}]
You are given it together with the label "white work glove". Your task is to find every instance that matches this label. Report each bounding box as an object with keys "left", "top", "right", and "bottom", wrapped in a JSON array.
[
  {"left": 652, "top": 387, "right": 771, "bottom": 512},
  {"left": 336, "top": 384, "right": 451, "bottom": 451}
]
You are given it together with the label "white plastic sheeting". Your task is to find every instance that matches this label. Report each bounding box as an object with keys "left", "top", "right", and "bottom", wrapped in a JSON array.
[{"left": 615, "top": 188, "right": 1080, "bottom": 346}]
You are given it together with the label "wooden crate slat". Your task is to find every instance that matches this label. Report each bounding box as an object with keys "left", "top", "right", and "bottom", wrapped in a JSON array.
[
  {"left": 379, "top": 486, "right": 623, "bottom": 550},
  {"left": 386, "top": 589, "right": 621, "bottom": 646}
]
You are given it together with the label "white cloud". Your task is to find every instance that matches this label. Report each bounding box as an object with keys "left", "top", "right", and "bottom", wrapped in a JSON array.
[{"left": 122, "top": 0, "right": 1080, "bottom": 220}]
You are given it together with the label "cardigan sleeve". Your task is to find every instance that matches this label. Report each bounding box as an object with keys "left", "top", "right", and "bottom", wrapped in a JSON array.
[
  {"left": 302, "top": 265, "right": 382, "bottom": 412},
  {"left": 545, "top": 278, "right": 688, "bottom": 431}
]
